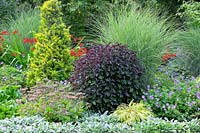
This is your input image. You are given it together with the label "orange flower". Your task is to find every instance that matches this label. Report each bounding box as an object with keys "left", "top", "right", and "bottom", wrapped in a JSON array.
[
  {"left": 77, "top": 48, "right": 87, "bottom": 57},
  {"left": 70, "top": 48, "right": 77, "bottom": 57},
  {"left": 162, "top": 53, "right": 176, "bottom": 62},
  {"left": 77, "top": 51, "right": 83, "bottom": 57},
  {"left": 171, "top": 54, "right": 176, "bottom": 57}
]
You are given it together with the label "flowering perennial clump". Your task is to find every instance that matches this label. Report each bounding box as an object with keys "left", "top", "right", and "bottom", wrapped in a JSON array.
[
  {"left": 0, "top": 30, "right": 37, "bottom": 67},
  {"left": 143, "top": 68, "right": 200, "bottom": 121}
]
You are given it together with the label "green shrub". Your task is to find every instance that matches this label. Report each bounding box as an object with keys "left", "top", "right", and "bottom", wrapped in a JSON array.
[
  {"left": 61, "top": 0, "right": 132, "bottom": 36},
  {"left": 0, "top": 65, "right": 24, "bottom": 86},
  {"left": 0, "top": 85, "right": 20, "bottom": 101},
  {"left": 112, "top": 101, "right": 153, "bottom": 125},
  {"left": 26, "top": 0, "right": 74, "bottom": 86},
  {"left": 173, "top": 28, "right": 200, "bottom": 76},
  {"left": 18, "top": 81, "right": 86, "bottom": 122},
  {"left": 0, "top": 85, "right": 20, "bottom": 119},
  {"left": 0, "top": 100, "right": 18, "bottom": 120},
  {"left": 93, "top": 3, "right": 176, "bottom": 85},
  {"left": 143, "top": 69, "right": 200, "bottom": 121},
  {"left": 70, "top": 44, "right": 144, "bottom": 112},
  {"left": 178, "top": 1, "right": 200, "bottom": 28},
  {"left": 132, "top": 117, "right": 200, "bottom": 132}
]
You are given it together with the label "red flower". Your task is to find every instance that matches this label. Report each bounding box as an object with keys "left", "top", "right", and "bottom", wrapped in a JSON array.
[
  {"left": 70, "top": 48, "right": 77, "bottom": 57},
  {"left": 1, "top": 30, "right": 9, "bottom": 35},
  {"left": 171, "top": 54, "right": 176, "bottom": 57},
  {"left": 0, "top": 47, "right": 3, "bottom": 51},
  {"left": 23, "top": 38, "right": 29, "bottom": 43},
  {"left": 23, "top": 38, "right": 37, "bottom": 44},
  {"left": 13, "top": 30, "right": 18, "bottom": 35}
]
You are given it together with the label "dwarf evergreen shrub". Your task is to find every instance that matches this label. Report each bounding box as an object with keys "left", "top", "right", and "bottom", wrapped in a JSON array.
[{"left": 26, "top": 0, "right": 73, "bottom": 86}]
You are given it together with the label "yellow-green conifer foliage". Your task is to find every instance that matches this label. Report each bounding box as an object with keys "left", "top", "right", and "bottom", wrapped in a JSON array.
[{"left": 26, "top": 0, "right": 73, "bottom": 86}]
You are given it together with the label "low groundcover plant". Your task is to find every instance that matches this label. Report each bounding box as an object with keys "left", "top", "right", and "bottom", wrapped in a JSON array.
[
  {"left": 143, "top": 68, "right": 200, "bottom": 121},
  {"left": 0, "top": 114, "right": 199, "bottom": 133}
]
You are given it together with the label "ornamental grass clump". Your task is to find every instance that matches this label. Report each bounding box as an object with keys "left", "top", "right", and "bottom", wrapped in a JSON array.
[
  {"left": 173, "top": 28, "right": 200, "bottom": 77},
  {"left": 112, "top": 101, "right": 153, "bottom": 125},
  {"left": 92, "top": 3, "right": 176, "bottom": 85},
  {"left": 26, "top": 0, "right": 73, "bottom": 86},
  {"left": 70, "top": 44, "right": 144, "bottom": 112}
]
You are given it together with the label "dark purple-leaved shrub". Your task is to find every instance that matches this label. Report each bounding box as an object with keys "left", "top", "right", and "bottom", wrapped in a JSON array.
[{"left": 70, "top": 44, "right": 144, "bottom": 112}]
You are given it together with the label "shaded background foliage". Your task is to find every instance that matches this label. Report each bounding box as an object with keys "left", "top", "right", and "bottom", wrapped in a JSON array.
[
  {"left": 1, "top": 0, "right": 200, "bottom": 36},
  {"left": 0, "top": 0, "right": 17, "bottom": 25}
]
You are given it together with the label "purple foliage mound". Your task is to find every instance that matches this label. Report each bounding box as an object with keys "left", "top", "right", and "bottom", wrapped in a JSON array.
[{"left": 70, "top": 44, "right": 144, "bottom": 112}]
